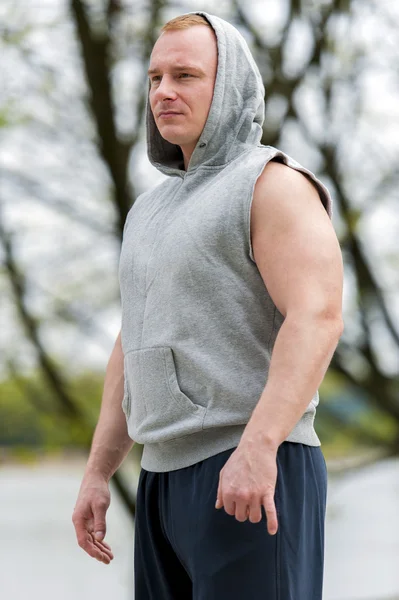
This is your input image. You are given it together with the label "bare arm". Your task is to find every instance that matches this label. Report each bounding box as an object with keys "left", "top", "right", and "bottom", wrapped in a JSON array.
[
  {"left": 72, "top": 330, "right": 134, "bottom": 564},
  {"left": 84, "top": 329, "right": 134, "bottom": 481},
  {"left": 215, "top": 161, "right": 344, "bottom": 534},
  {"left": 243, "top": 160, "right": 344, "bottom": 449}
]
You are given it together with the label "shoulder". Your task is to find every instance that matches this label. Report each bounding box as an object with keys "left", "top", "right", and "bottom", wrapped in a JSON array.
[
  {"left": 254, "top": 159, "right": 321, "bottom": 203},
  {"left": 252, "top": 158, "right": 331, "bottom": 226},
  {"left": 251, "top": 147, "right": 333, "bottom": 217},
  {"left": 250, "top": 158, "right": 336, "bottom": 265},
  {"left": 249, "top": 157, "right": 343, "bottom": 319}
]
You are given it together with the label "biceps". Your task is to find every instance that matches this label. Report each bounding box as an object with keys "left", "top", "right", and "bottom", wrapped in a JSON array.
[{"left": 252, "top": 199, "right": 343, "bottom": 320}]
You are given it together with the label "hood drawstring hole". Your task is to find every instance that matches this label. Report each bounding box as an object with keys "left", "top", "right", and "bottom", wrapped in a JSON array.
[{"left": 199, "top": 142, "right": 206, "bottom": 148}]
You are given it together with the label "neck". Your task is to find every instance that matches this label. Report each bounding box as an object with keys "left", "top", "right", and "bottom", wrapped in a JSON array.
[{"left": 180, "top": 141, "right": 198, "bottom": 171}]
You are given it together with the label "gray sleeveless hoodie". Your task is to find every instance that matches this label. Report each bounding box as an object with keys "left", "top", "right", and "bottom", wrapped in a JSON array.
[{"left": 118, "top": 11, "right": 333, "bottom": 472}]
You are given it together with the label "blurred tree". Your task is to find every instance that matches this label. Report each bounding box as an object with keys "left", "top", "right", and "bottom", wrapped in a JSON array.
[
  {"left": 232, "top": 0, "right": 399, "bottom": 454},
  {"left": 0, "top": 0, "right": 398, "bottom": 524}
]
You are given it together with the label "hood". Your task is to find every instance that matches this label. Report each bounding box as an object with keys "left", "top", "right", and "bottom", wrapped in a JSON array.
[{"left": 146, "top": 11, "right": 266, "bottom": 177}]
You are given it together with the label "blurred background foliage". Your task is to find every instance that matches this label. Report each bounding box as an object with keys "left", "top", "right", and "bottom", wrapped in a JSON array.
[{"left": 0, "top": 0, "right": 398, "bottom": 518}]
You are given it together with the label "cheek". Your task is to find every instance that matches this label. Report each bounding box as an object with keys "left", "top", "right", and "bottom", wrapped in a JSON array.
[
  {"left": 193, "top": 90, "right": 212, "bottom": 115},
  {"left": 149, "top": 90, "right": 158, "bottom": 110},
  {"left": 200, "top": 85, "right": 214, "bottom": 110}
]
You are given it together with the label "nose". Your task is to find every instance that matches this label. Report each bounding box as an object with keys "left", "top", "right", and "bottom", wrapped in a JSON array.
[{"left": 153, "top": 75, "right": 178, "bottom": 102}]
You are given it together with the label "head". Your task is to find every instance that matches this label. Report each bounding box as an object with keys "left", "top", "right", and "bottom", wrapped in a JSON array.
[{"left": 148, "top": 15, "right": 218, "bottom": 169}]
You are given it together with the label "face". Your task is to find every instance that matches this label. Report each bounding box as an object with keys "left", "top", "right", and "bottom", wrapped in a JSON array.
[{"left": 148, "top": 25, "right": 218, "bottom": 162}]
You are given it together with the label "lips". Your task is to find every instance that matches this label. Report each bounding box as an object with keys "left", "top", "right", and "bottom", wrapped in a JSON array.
[{"left": 158, "top": 111, "right": 182, "bottom": 117}]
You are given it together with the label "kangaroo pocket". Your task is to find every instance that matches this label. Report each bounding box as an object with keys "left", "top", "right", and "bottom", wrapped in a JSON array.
[{"left": 123, "top": 346, "right": 207, "bottom": 444}]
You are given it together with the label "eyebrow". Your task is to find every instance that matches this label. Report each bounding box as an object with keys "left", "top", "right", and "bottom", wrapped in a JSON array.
[{"left": 147, "top": 65, "right": 205, "bottom": 76}]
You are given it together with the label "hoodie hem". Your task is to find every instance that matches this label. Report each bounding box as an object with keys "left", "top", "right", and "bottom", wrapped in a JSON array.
[{"left": 139, "top": 414, "right": 321, "bottom": 472}]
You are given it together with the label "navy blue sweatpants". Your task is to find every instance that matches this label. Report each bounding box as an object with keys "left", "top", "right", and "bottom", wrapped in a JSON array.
[{"left": 134, "top": 441, "right": 328, "bottom": 599}]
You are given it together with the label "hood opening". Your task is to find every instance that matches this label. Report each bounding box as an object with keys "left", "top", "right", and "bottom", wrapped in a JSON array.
[{"left": 146, "top": 11, "right": 265, "bottom": 177}]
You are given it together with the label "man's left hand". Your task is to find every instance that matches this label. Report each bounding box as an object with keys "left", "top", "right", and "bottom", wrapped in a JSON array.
[{"left": 215, "top": 439, "right": 279, "bottom": 535}]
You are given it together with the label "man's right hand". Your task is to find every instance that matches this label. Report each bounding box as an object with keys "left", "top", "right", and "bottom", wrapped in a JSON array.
[{"left": 72, "top": 474, "right": 114, "bottom": 565}]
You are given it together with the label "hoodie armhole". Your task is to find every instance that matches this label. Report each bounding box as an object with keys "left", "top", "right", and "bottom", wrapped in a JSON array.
[
  {"left": 270, "top": 153, "right": 333, "bottom": 219},
  {"left": 246, "top": 151, "right": 333, "bottom": 264},
  {"left": 247, "top": 161, "right": 268, "bottom": 264}
]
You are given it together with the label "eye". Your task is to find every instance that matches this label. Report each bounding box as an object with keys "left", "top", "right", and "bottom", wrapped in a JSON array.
[{"left": 149, "top": 73, "right": 193, "bottom": 84}]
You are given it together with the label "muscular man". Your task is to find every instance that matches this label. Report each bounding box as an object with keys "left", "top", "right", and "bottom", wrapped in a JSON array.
[{"left": 73, "top": 11, "right": 344, "bottom": 600}]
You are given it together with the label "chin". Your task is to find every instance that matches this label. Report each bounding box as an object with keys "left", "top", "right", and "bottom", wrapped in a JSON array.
[
  {"left": 159, "top": 134, "right": 181, "bottom": 145},
  {"left": 159, "top": 131, "right": 193, "bottom": 147}
]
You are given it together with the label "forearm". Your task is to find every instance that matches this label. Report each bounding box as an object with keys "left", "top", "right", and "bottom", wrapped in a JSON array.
[
  {"left": 242, "top": 313, "right": 343, "bottom": 450},
  {"left": 85, "top": 331, "right": 134, "bottom": 482}
]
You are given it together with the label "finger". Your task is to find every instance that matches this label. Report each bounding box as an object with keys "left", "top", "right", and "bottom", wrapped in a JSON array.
[
  {"left": 88, "top": 533, "right": 112, "bottom": 563},
  {"left": 247, "top": 500, "right": 262, "bottom": 524},
  {"left": 262, "top": 494, "right": 278, "bottom": 535},
  {"left": 89, "top": 534, "right": 113, "bottom": 563},
  {"left": 234, "top": 498, "right": 250, "bottom": 522},
  {"left": 77, "top": 530, "right": 111, "bottom": 563},
  {"left": 215, "top": 472, "right": 223, "bottom": 509},
  {"left": 73, "top": 509, "right": 112, "bottom": 564},
  {"left": 93, "top": 538, "right": 114, "bottom": 560},
  {"left": 93, "top": 506, "right": 107, "bottom": 542},
  {"left": 96, "top": 538, "right": 112, "bottom": 551},
  {"left": 223, "top": 498, "right": 236, "bottom": 517},
  {"left": 93, "top": 538, "right": 114, "bottom": 555}
]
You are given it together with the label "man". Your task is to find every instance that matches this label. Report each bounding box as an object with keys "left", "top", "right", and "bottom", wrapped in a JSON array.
[{"left": 73, "top": 11, "right": 344, "bottom": 600}]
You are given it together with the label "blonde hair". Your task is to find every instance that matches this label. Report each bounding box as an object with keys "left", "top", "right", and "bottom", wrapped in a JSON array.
[{"left": 160, "top": 14, "right": 213, "bottom": 33}]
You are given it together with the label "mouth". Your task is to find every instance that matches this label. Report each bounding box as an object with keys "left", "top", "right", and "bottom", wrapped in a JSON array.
[{"left": 158, "top": 112, "right": 183, "bottom": 119}]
